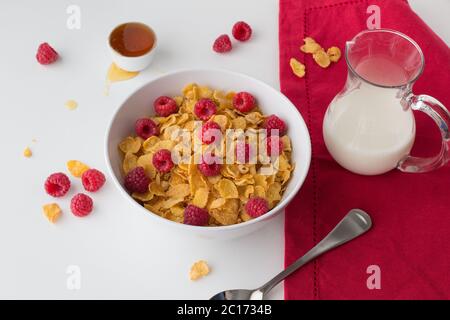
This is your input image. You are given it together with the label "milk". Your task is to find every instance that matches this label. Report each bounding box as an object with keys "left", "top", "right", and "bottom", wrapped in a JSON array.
[{"left": 323, "top": 58, "right": 416, "bottom": 175}]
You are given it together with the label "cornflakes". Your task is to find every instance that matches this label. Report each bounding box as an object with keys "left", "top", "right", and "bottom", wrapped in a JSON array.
[
  {"left": 190, "top": 260, "right": 210, "bottom": 281},
  {"left": 118, "top": 83, "right": 294, "bottom": 226},
  {"left": 290, "top": 58, "right": 306, "bottom": 78},
  {"left": 23, "top": 147, "right": 32, "bottom": 158},
  {"left": 67, "top": 160, "right": 90, "bottom": 178},
  {"left": 42, "top": 203, "right": 61, "bottom": 223},
  {"left": 313, "top": 49, "right": 331, "bottom": 68},
  {"left": 327, "top": 46, "right": 341, "bottom": 62}
]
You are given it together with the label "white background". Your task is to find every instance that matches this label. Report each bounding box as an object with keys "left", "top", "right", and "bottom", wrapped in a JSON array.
[{"left": 0, "top": 0, "right": 448, "bottom": 299}]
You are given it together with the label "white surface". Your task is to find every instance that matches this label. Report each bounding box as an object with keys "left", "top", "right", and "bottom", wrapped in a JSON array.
[
  {"left": 0, "top": 0, "right": 448, "bottom": 299},
  {"left": 106, "top": 69, "right": 311, "bottom": 239}
]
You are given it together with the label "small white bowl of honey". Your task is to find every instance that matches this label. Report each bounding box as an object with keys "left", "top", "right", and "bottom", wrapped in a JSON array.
[{"left": 108, "top": 22, "right": 157, "bottom": 72}]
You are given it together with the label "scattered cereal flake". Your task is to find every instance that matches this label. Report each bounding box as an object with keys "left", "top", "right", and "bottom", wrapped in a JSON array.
[
  {"left": 23, "top": 147, "right": 32, "bottom": 158},
  {"left": 32, "top": 138, "right": 37, "bottom": 143},
  {"left": 65, "top": 99, "right": 78, "bottom": 111},
  {"left": 290, "top": 58, "right": 306, "bottom": 78},
  {"left": 300, "top": 37, "right": 322, "bottom": 54},
  {"left": 67, "top": 160, "right": 90, "bottom": 178},
  {"left": 313, "top": 49, "right": 331, "bottom": 68},
  {"left": 327, "top": 46, "right": 341, "bottom": 63},
  {"left": 42, "top": 203, "right": 62, "bottom": 223},
  {"left": 189, "top": 260, "right": 210, "bottom": 281}
]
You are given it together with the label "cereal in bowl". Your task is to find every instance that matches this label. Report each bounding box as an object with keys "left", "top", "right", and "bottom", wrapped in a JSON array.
[{"left": 118, "top": 83, "right": 294, "bottom": 226}]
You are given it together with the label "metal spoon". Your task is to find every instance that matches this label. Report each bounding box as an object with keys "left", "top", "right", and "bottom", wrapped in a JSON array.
[{"left": 210, "top": 208, "right": 372, "bottom": 300}]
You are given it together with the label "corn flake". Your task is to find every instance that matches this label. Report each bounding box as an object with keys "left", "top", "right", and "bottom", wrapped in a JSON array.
[
  {"left": 42, "top": 203, "right": 61, "bottom": 223},
  {"left": 67, "top": 160, "right": 90, "bottom": 178},
  {"left": 190, "top": 260, "right": 210, "bottom": 281}
]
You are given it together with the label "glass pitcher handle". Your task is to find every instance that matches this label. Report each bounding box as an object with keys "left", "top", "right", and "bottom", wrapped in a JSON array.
[{"left": 398, "top": 94, "right": 450, "bottom": 173}]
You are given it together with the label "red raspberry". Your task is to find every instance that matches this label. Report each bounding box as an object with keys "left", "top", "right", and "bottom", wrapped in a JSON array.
[
  {"left": 264, "top": 114, "right": 287, "bottom": 136},
  {"left": 197, "top": 154, "right": 222, "bottom": 177},
  {"left": 267, "top": 135, "right": 284, "bottom": 156},
  {"left": 236, "top": 142, "right": 251, "bottom": 163},
  {"left": 245, "top": 197, "right": 269, "bottom": 218},
  {"left": 232, "top": 21, "right": 252, "bottom": 41},
  {"left": 36, "top": 42, "right": 58, "bottom": 65},
  {"left": 200, "top": 121, "right": 221, "bottom": 144},
  {"left": 233, "top": 92, "right": 255, "bottom": 113},
  {"left": 213, "top": 34, "right": 232, "bottom": 53},
  {"left": 154, "top": 96, "right": 178, "bottom": 117},
  {"left": 70, "top": 193, "right": 93, "bottom": 217},
  {"left": 194, "top": 98, "right": 217, "bottom": 120},
  {"left": 124, "top": 167, "right": 150, "bottom": 193},
  {"left": 152, "top": 149, "right": 174, "bottom": 173},
  {"left": 44, "top": 172, "right": 71, "bottom": 197},
  {"left": 184, "top": 205, "right": 209, "bottom": 226},
  {"left": 135, "top": 118, "right": 159, "bottom": 140},
  {"left": 82, "top": 169, "right": 106, "bottom": 192}
]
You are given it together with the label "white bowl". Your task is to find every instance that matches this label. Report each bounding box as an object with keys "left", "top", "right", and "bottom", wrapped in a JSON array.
[{"left": 105, "top": 69, "right": 311, "bottom": 239}]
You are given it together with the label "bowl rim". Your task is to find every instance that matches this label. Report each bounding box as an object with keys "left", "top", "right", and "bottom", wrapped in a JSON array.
[{"left": 104, "top": 68, "right": 311, "bottom": 233}]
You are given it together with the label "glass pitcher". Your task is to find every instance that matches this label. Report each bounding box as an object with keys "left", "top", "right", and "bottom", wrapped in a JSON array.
[{"left": 323, "top": 29, "right": 450, "bottom": 175}]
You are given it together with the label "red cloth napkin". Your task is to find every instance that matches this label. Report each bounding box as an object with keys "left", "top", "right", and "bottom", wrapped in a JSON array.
[{"left": 280, "top": 0, "right": 450, "bottom": 299}]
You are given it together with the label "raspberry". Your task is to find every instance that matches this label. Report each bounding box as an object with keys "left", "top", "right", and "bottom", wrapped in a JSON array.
[
  {"left": 36, "top": 42, "right": 58, "bottom": 65},
  {"left": 194, "top": 98, "right": 217, "bottom": 121},
  {"left": 232, "top": 21, "right": 252, "bottom": 41},
  {"left": 200, "top": 121, "right": 221, "bottom": 144},
  {"left": 82, "top": 169, "right": 106, "bottom": 192},
  {"left": 233, "top": 92, "right": 255, "bottom": 113},
  {"left": 236, "top": 142, "right": 251, "bottom": 163},
  {"left": 267, "top": 135, "right": 284, "bottom": 156},
  {"left": 213, "top": 34, "right": 232, "bottom": 53},
  {"left": 152, "top": 149, "right": 174, "bottom": 173},
  {"left": 124, "top": 167, "right": 150, "bottom": 193},
  {"left": 154, "top": 96, "right": 178, "bottom": 117},
  {"left": 264, "top": 114, "right": 287, "bottom": 136},
  {"left": 197, "top": 154, "right": 222, "bottom": 177},
  {"left": 184, "top": 205, "right": 209, "bottom": 226},
  {"left": 44, "top": 172, "right": 71, "bottom": 197},
  {"left": 135, "top": 118, "right": 159, "bottom": 140},
  {"left": 245, "top": 197, "right": 269, "bottom": 218},
  {"left": 70, "top": 193, "right": 93, "bottom": 217}
]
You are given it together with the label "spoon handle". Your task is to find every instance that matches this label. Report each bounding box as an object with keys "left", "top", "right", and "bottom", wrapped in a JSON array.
[{"left": 258, "top": 209, "right": 372, "bottom": 295}]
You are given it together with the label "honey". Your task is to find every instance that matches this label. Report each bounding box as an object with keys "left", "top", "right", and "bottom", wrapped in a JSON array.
[
  {"left": 109, "top": 22, "right": 155, "bottom": 57},
  {"left": 104, "top": 63, "right": 139, "bottom": 96}
]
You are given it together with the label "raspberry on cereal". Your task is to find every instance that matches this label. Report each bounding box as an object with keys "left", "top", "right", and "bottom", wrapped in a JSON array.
[
  {"left": 264, "top": 114, "right": 287, "bottom": 136},
  {"left": 135, "top": 118, "right": 159, "bottom": 140},
  {"left": 82, "top": 169, "right": 106, "bottom": 192},
  {"left": 154, "top": 96, "right": 178, "bottom": 117},
  {"left": 213, "top": 34, "right": 232, "bottom": 53},
  {"left": 236, "top": 142, "right": 251, "bottom": 163},
  {"left": 184, "top": 205, "right": 209, "bottom": 226},
  {"left": 152, "top": 149, "right": 174, "bottom": 173},
  {"left": 200, "top": 121, "right": 221, "bottom": 145},
  {"left": 267, "top": 135, "right": 284, "bottom": 156},
  {"left": 194, "top": 98, "right": 217, "bottom": 121},
  {"left": 233, "top": 92, "right": 255, "bottom": 113},
  {"left": 44, "top": 172, "right": 71, "bottom": 197},
  {"left": 36, "top": 42, "right": 58, "bottom": 65},
  {"left": 70, "top": 193, "right": 93, "bottom": 217},
  {"left": 245, "top": 197, "right": 269, "bottom": 218},
  {"left": 232, "top": 21, "right": 252, "bottom": 41},
  {"left": 124, "top": 166, "right": 150, "bottom": 193},
  {"left": 197, "top": 154, "right": 222, "bottom": 177}
]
